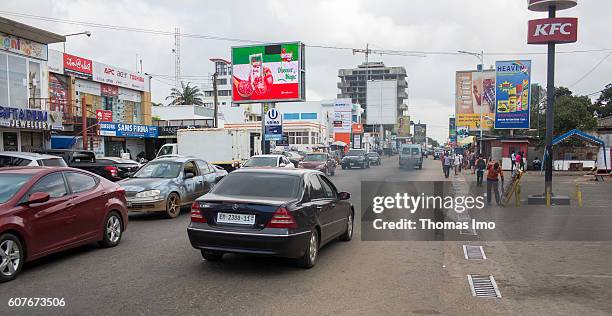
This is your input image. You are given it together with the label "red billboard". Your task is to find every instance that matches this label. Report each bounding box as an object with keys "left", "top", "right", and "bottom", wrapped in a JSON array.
[
  {"left": 96, "top": 110, "right": 113, "bottom": 122},
  {"left": 528, "top": 17, "right": 578, "bottom": 44},
  {"left": 63, "top": 53, "right": 92, "bottom": 75}
]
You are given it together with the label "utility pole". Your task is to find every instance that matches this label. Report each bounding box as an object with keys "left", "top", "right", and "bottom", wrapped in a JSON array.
[
  {"left": 212, "top": 72, "right": 219, "bottom": 128},
  {"left": 174, "top": 27, "right": 181, "bottom": 88},
  {"left": 81, "top": 96, "right": 88, "bottom": 150}
]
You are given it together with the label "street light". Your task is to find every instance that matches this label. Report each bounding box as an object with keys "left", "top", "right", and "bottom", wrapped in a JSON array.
[
  {"left": 457, "top": 50, "right": 485, "bottom": 155},
  {"left": 63, "top": 31, "right": 92, "bottom": 53}
]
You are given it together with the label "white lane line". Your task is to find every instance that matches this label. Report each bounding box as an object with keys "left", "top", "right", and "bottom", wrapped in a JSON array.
[{"left": 554, "top": 274, "right": 612, "bottom": 278}]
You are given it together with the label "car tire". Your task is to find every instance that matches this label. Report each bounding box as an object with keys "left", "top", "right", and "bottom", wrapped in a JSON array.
[
  {"left": 296, "top": 229, "right": 318, "bottom": 269},
  {"left": 165, "top": 193, "right": 181, "bottom": 218},
  {"left": 338, "top": 211, "right": 354, "bottom": 242},
  {"left": 99, "top": 211, "right": 123, "bottom": 248},
  {"left": 201, "top": 250, "right": 223, "bottom": 261},
  {"left": 0, "top": 233, "right": 24, "bottom": 283}
]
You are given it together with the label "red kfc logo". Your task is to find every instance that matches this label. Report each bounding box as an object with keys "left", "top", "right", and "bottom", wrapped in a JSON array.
[{"left": 528, "top": 17, "right": 578, "bottom": 44}]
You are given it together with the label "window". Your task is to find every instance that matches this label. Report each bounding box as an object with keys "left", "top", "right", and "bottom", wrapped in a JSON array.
[
  {"left": 216, "top": 78, "right": 227, "bottom": 86},
  {"left": 211, "top": 173, "right": 302, "bottom": 199},
  {"left": 28, "top": 60, "right": 41, "bottom": 108},
  {"left": 0, "top": 155, "right": 31, "bottom": 167},
  {"left": 311, "top": 132, "right": 319, "bottom": 145},
  {"left": 204, "top": 91, "right": 214, "bottom": 97},
  {"left": 318, "top": 176, "right": 337, "bottom": 199},
  {"left": 309, "top": 175, "right": 325, "bottom": 200},
  {"left": 288, "top": 131, "right": 309, "bottom": 145},
  {"left": 39, "top": 158, "right": 67, "bottom": 167},
  {"left": 65, "top": 172, "right": 97, "bottom": 193},
  {"left": 183, "top": 161, "right": 199, "bottom": 176},
  {"left": 30, "top": 173, "right": 68, "bottom": 198},
  {"left": 195, "top": 160, "right": 212, "bottom": 174},
  {"left": 218, "top": 90, "right": 231, "bottom": 96},
  {"left": 8, "top": 54, "right": 27, "bottom": 108},
  {"left": 0, "top": 53, "right": 8, "bottom": 105},
  {"left": 0, "top": 174, "right": 33, "bottom": 204}
]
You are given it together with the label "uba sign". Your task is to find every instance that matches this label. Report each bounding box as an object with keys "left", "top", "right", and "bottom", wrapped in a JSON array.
[{"left": 528, "top": 17, "right": 578, "bottom": 44}]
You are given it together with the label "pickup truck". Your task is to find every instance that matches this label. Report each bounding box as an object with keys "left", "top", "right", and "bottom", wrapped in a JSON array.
[{"left": 36, "top": 149, "right": 140, "bottom": 181}]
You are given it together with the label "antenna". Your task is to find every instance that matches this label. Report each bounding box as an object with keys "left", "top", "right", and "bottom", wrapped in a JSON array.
[{"left": 174, "top": 27, "right": 181, "bottom": 88}]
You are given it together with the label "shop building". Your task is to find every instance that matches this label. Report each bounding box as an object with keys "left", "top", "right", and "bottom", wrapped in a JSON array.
[
  {"left": 46, "top": 49, "right": 155, "bottom": 159},
  {"left": 0, "top": 17, "right": 65, "bottom": 152}
]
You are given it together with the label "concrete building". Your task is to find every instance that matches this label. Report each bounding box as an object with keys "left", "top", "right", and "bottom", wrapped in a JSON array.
[
  {"left": 337, "top": 61, "right": 408, "bottom": 132},
  {"left": 152, "top": 105, "right": 214, "bottom": 145}
]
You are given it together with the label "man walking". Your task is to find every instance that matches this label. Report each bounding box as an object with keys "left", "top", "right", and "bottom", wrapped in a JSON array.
[
  {"left": 443, "top": 152, "right": 452, "bottom": 178},
  {"left": 486, "top": 161, "right": 504, "bottom": 206},
  {"left": 510, "top": 151, "right": 516, "bottom": 172},
  {"left": 475, "top": 155, "right": 486, "bottom": 186}
]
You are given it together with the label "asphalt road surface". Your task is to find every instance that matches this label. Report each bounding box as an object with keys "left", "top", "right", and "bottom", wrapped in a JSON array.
[{"left": 2, "top": 156, "right": 611, "bottom": 315}]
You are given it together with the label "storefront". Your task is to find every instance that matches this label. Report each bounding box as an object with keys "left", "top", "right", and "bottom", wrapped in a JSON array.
[
  {"left": 99, "top": 122, "right": 158, "bottom": 159},
  {"left": 0, "top": 106, "right": 63, "bottom": 151}
]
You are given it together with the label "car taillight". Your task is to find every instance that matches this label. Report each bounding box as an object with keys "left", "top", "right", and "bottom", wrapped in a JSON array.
[
  {"left": 105, "top": 166, "right": 118, "bottom": 178},
  {"left": 266, "top": 207, "right": 297, "bottom": 228},
  {"left": 191, "top": 202, "right": 206, "bottom": 223}
]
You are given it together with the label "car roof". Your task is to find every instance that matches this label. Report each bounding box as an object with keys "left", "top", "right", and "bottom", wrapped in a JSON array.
[
  {"left": 149, "top": 156, "right": 193, "bottom": 163},
  {"left": 233, "top": 167, "right": 320, "bottom": 177},
  {"left": 0, "top": 166, "right": 73, "bottom": 174},
  {"left": 0, "top": 151, "right": 63, "bottom": 160},
  {"left": 250, "top": 154, "right": 283, "bottom": 158}
]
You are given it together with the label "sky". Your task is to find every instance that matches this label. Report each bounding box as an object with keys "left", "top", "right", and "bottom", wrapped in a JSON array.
[{"left": 3, "top": 0, "right": 611, "bottom": 143}]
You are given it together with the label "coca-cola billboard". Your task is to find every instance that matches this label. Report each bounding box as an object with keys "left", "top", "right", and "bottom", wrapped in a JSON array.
[
  {"left": 528, "top": 17, "right": 578, "bottom": 44},
  {"left": 63, "top": 53, "right": 92, "bottom": 75}
]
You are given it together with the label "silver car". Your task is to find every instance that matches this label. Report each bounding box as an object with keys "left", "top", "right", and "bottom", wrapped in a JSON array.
[{"left": 118, "top": 157, "right": 223, "bottom": 218}]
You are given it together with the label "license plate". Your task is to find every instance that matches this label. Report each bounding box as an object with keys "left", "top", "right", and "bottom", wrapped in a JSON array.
[{"left": 217, "top": 212, "right": 256, "bottom": 225}]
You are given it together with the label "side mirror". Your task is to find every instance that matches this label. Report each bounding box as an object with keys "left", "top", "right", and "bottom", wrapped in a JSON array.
[
  {"left": 184, "top": 172, "right": 195, "bottom": 179},
  {"left": 338, "top": 191, "right": 351, "bottom": 200},
  {"left": 25, "top": 192, "right": 50, "bottom": 205}
]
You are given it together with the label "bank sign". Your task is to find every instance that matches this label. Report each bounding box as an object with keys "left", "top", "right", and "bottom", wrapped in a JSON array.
[
  {"left": 99, "top": 122, "right": 158, "bottom": 138},
  {"left": 231, "top": 42, "right": 305, "bottom": 103},
  {"left": 264, "top": 108, "right": 283, "bottom": 141},
  {"left": 494, "top": 60, "right": 532, "bottom": 129}
]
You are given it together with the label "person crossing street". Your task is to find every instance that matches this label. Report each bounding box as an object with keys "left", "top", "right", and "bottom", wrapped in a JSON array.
[{"left": 475, "top": 155, "right": 486, "bottom": 186}]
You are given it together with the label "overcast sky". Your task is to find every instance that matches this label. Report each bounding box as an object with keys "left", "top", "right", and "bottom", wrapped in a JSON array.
[{"left": 3, "top": 0, "right": 611, "bottom": 142}]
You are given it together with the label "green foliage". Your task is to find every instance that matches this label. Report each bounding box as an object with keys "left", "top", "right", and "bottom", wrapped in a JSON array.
[
  {"left": 589, "top": 83, "right": 612, "bottom": 117},
  {"left": 165, "top": 82, "right": 205, "bottom": 106}
]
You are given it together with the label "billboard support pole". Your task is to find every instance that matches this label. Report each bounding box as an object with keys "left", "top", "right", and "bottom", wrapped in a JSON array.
[
  {"left": 544, "top": 5, "right": 556, "bottom": 204},
  {"left": 262, "top": 102, "right": 275, "bottom": 154}
]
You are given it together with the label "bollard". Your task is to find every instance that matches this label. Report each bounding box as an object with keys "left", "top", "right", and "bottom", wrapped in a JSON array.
[
  {"left": 546, "top": 191, "right": 551, "bottom": 207},
  {"left": 515, "top": 183, "right": 521, "bottom": 207},
  {"left": 575, "top": 181, "right": 583, "bottom": 207}
]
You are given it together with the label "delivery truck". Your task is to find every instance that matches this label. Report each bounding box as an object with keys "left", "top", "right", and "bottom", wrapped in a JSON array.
[{"left": 156, "top": 128, "right": 261, "bottom": 171}]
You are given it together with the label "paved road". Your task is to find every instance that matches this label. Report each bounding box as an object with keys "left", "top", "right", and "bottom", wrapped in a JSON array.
[{"left": 2, "top": 156, "right": 611, "bottom": 315}]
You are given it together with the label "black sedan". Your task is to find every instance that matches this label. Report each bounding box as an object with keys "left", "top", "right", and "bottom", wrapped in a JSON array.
[{"left": 187, "top": 168, "right": 353, "bottom": 268}]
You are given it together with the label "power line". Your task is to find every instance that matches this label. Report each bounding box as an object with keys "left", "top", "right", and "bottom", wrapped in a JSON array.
[{"left": 568, "top": 51, "right": 612, "bottom": 88}]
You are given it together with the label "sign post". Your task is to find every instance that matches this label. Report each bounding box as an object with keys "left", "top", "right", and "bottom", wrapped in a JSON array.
[
  {"left": 263, "top": 104, "right": 282, "bottom": 154},
  {"left": 527, "top": 0, "right": 578, "bottom": 205}
]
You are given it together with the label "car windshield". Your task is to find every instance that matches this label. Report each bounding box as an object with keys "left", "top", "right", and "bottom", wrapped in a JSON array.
[
  {"left": 0, "top": 174, "right": 33, "bottom": 204},
  {"left": 133, "top": 161, "right": 181, "bottom": 178},
  {"left": 346, "top": 150, "right": 364, "bottom": 156},
  {"left": 211, "top": 172, "right": 302, "bottom": 199},
  {"left": 39, "top": 158, "right": 68, "bottom": 167},
  {"left": 304, "top": 154, "right": 326, "bottom": 162},
  {"left": 243, "top": 157, "right": 278, "bottom": 167}
]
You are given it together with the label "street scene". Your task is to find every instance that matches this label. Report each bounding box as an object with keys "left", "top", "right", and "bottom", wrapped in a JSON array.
[{"left": 1, "top": 0, "right": 612, "bottom": 315}]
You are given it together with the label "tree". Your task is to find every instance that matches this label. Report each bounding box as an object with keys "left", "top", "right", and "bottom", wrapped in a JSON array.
[
  {"left": 589, "top": 83, "right": 612, "bottom": 118},
  {"left": 426, "top": 137, "right": 440, "bottom": 148},
  {"left": 165, "top": 82, "right": 205, "bottom": 105}
]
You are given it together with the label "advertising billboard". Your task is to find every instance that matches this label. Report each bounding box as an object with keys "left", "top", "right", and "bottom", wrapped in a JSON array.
[
  {"left": 395, "top": 116, "right": 411, "bottom": 137},
  {"left": 93, "top": 61, "right": 149, "bottom": 92},
  {"left": 494, "top": 60, "right": 532, "bottom": 129},
  {"left": 455, "top": 70, "right": 495, "bottom": 130},
  {"left": 333, "top": 98, "right": 352, "bottom": 134},
  {"left": 449, "top": 117, "right": 456, "bottom": 144},
  {"left": 413, "top": 124, "right": 427, "bottom": 144},
  {"left": 366, "top": 80, "right": 398, "bottom": 125},
  {"left": 231, "top": 42, "right": 305, "bottom": 103}
]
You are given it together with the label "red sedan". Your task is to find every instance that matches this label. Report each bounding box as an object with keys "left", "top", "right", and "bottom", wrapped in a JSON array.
[{"left": 0, "top": 167, "right": 128, "bottom": 283}]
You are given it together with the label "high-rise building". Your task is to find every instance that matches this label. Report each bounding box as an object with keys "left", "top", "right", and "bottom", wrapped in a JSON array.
[{"left": 337, "top": 61, "right": 408, "bottom": 131}]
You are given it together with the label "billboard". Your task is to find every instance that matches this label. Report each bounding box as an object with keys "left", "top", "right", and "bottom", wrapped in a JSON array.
[
  {"left": 366, "top": 80, "right": 398, "bottom": 125},
  {"left": 449, "top": 117, "right": 456, "bottom": 144},
  {"left": 395, "top": 116, "right": 411, "bottom": 137},
  {"left": 264, "top": 108, "right": 282, "bottom": 141},
  {"left": 455, "top": 70, "right": 495, "bottom": 130},
  {"left": 494, "top": 60, "right": 532, "bottom": 129},
  {"left": 231, "top": 42, "right": 305, "bottom": 103},
  {"left": 414, "top": 124, "right": 427, "bottom": 144},
  {"left": 93, "top": 61, "right": 149, "bottom": 92},
  {"left": 333, "top": 98, "right": 352, "bottom": 133}
]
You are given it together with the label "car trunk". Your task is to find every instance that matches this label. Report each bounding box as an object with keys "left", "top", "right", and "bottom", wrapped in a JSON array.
[{"left": 116, "top": 163, "right": 141, "bottom": 179}]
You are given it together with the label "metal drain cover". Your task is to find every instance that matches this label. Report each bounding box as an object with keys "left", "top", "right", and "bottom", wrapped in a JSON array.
[
  {"left": 468, "top": 274, "right": 501, "bottom": 298},
  {"left": 463, "top": 245, "right": 486, "bottom": 260}
]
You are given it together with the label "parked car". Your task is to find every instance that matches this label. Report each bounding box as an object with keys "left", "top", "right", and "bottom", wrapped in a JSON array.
[
  {"left": 298, "top": 153, "right": 336, "bottom": 176},
  {"left": 0, "top": 167, "right": 127, "bottom": 283},
  {"left": 0, "top": 151, "right": 67, "bottom": 168},
  {"left": 399, "top": 144, "right": 423, "bottom": 169},
  {"left": 36, "top": 149, "right": 139, "bottom": 181},
  {"left": 281, "top": 151, "right": 303, "bottom": 167},
  {"left": 341, "top": 149, "right": 370, "bottom": 169},
  {"left": 242, "top": 155, "right": 294, "bottom": 169},
  {"left": 118, "top": 157, "right": 221, "bottom": 218},
  {"left": 187, "top": 168, "right": 354, "bottom": 268},
  {"left": 366, "top": 152, "right": 382, "bottom": 166},
  {"left": 433, "top": 149, "right": 443, "bottom": 160}
]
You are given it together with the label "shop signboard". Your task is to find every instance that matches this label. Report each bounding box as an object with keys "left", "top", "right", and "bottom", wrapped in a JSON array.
[
  {"left": 92, "top": 61, "right": 149, "bottom": 92},
  {"left": 333, "top": 99, "right": 352, "bottom": 133},
  {"left": 99, "top": 122, "right": 158, "bottom": 138},
  {"left": 231, "top": 42, "right": 305, "bottom": 103},
  {"left": 494, "top": 60, "right": 532, "bottom": 129},
  {"left": 0, "top": 32, "right": 48, "bottom": 60},
  {"left": 158, "top": 124, "right": 213, "bottom": 137},
  {"left": 264, "top": 108, "right": 283, "bottom": 141},
  {"left": 0, "top": 106, "right": 50, "bottom": 130},
  {"left": 96, "top": 110, "right": 113, "bottom": 122},
  {"left": 352, "top": 123, "right": 364, "bottom": 134},
  {"left": 63, "top": 53, "right": 92, "bottom": 78}
]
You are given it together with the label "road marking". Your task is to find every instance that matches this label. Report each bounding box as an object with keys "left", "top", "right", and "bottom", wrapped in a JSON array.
[{"left": 554, "top": 274, "right": 612, "bottom": 278}]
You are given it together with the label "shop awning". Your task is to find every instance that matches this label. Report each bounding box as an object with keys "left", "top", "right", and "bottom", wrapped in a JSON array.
[
  {"left": 51, "top": 136, "right": 77, "bottom": 149},
  {"left": 458, "top": 136, "right": 475, "bottom": 146}
]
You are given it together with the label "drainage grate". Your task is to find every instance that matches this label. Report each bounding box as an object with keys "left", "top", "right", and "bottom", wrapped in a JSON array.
[
  {"left": 467, "top": 275, "right": 501, "bottom": 298},
  {"left": 463, "top": 245, "right": 487, "bottom": 260}
]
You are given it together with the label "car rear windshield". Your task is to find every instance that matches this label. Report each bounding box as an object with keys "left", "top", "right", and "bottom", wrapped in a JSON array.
[
  {"left": 303, "top": 154, "right": 326, "bottom": 162},
  {"left": 211, "top": 172, "right": 302, "bottom": 199},
  {"left": 402, "top": 147, "right": 420, "bottom": 155},
  {"left": 243, "top": 157, "right": 277, "bottom": 167},
  {"left": 346, "top": 150, "right": 364, "bottom": 156},
  {"left": 367, "top": 153, "right": 379, "bottom": 157},
  {"left": 133, "top": 161, "right": 181, "bottom": 178},
  {"left": 0, "top": 174, "right": 33, "bottom": 204},
  {"left": 39, "top": 158, "right": 68, "bottom": 167}
]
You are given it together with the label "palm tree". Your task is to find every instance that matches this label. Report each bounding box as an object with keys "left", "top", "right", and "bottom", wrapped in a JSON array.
[{"left": 165, "top": 82, "right": 205, "bottom": 105}]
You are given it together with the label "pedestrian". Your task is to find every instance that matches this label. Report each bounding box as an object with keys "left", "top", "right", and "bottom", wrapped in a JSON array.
[
  {"left": 515, "top": 151, "right": 522, "bottom": 171},
  {"left": 454, "top": 153, "right": 461, "bottom": 175},
  {"left": 443, "top": 152, "right": 452, "bottom": 178},
  {"left": 475, "top": 155, "right": 486, "bottom": 186},
  {"left": 470, "top": 152, "right": 477, "bottom": 174},
  {"left": 486, "top": 161, "right": 504, "bottom": 206},
  {"left": 510, "top": 151, "right": 516, "bottom": 172},
  {"left": 519, "top": 151, "right": 526, "bottom": 171}
]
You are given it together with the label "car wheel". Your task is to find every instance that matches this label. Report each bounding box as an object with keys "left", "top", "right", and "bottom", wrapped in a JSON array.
[
  {"left": 201, "top": 250, "right": 224, "bottom": 261},
  {"left": 0, "top": 233, "right": 23, "bottom": 283},
  {"left": 339, "top": 211, "right": 354, "bottom": 241},
  {"left": 296, "top": 229, "right": 318, "bottom": 269},
  {"left": 99, "top": 211, "right": 123, "bottom": 248},
  {"left": 165, "top": 193, "right": 181, "bottom": 218}
]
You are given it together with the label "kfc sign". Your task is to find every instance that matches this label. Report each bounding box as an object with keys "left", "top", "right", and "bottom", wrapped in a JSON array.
[
  {"left": 528, "top": 17, "right": 578, "bottom": 44},
  {"left": 63, "top": 53, "right": 92, "bottom": 75},
  {"left": 92, "top": 61, "right": 148, "bottom": 92},
  {"left": 527, "top": 0, "right": 577, "bottom": 12}
]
